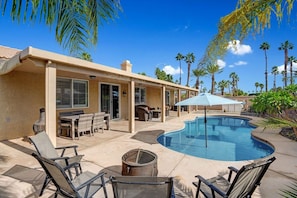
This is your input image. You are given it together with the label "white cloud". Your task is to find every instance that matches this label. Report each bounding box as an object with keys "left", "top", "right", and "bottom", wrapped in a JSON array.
[
  {"left": 217, "top": 59, "right": 226, "bottom": 68},
  {"left": 227, "top": 40, "right": 252, "bottom": 55},
  {"left": 162, "top": 65, "right": 182, "bottom": 75},
  {"left": 234, "top": 61, "right": 247, "bottom": 66},
  {"left": 277, "top": 63, "right": 297, "bottom": 72}
]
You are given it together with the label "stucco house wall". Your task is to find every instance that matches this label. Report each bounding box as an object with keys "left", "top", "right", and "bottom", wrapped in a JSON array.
[{"left": 0, "top": 71, "right": 45, "bottom": 140}]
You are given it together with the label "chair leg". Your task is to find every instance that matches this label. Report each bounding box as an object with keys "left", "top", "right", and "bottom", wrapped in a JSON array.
[{"left": 39, "top": 176, "right": 51, "bottom": 196}]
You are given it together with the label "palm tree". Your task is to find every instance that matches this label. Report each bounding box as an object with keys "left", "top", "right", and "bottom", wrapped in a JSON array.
[
  {"left": 79, "top": 52, "right": 93, "bottom": 62},
  {"left": 229, "top": 72, "right": 239, "bottom": 96},
  {"left": 184, "top": 53, "right": 195, "bottom": 87},
  {"left": 175, "top": 53, "right": 184, "bottom": 85},
  {"left": 255, "top": 82, "right": 259, "bottom": 93},
  {"left": 192, "top": 67, "right": 207, "bottom": 90},
  {"left": 201, "top": 1, "right": 294, "bottom": 63},
  {"left": 260, "top": 42, "right": 270, "bottom": 92},
  {"left": 278, "top": 40, "right": 294, "bottom": 87},
  {"left": 288, "top": 56, "right": 297, "bottom": 85},
  {"left": 271, "top": 66, "right": 279, "bottom": 90},
  {"left": 259, "top": 83, "right": 264, "bottom": 92},
  {"left": 218, "top": 80, "right": 228, "bottom": 95},
  {"left": 206, "top": 64, "right": 223, "bottom": 94},
  {"left": 0, "top": 1, "right": 121, "bottom": 55}
]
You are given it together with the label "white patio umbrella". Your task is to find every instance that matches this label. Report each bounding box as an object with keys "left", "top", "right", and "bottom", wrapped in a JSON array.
[{"left": 175, "top": 93, "right": 242, "bottom": 147}]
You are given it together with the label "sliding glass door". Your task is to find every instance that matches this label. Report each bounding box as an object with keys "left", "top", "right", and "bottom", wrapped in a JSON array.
[{"left": 100, "top": 83, "right": 119, "bottom": 119}]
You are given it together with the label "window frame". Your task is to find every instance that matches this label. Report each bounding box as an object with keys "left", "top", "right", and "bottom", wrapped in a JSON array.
[
  {"left": 135, "top": 87, "right": 146, "bottom": 105},
  {"left": 57, "top": 77, "right": 89, "bottom": 109}
]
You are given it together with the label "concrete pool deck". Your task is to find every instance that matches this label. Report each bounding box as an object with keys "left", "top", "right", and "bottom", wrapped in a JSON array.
[{"left": 0, "top": 111, "right": 296, "bottom": 197}]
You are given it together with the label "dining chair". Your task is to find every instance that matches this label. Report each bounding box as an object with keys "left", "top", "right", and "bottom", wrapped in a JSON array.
[
  {"left": 75, "top": 113, "right": 93, "bottom": 138},
  {"left": 92, "top": 112, "right": 106, "bottom": 133}
]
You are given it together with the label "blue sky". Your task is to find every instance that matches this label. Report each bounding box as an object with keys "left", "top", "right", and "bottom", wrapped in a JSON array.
[{"left": 1, "top": 0, "right": 297, "bottom": 93}]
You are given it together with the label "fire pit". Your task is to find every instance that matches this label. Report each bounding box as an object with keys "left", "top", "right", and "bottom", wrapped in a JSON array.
[{"left": 122, "top": 149, "right": 158, "bottom": 176}]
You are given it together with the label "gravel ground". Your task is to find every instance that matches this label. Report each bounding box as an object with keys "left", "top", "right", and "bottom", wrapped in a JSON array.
[{"left": 280, "top": 127, "right": 297, "bottom": 141}]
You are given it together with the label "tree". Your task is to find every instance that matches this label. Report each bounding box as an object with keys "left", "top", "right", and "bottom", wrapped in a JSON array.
[
  {"left": 288, "top": 56, "right": 297, "bottom": 85},
  {"left": 206, "top": 64, "right": 223, "bottom": 94},
  {"left": 271, "top": 66, "right": 279, "bottom": 90},
  {"left": 200, "top": 0, "right": 295, "bottom": 63},
  {"left": 78, "top": 52, "right": 92, "bottom": 61},
  {"left": 175, "top": 53, "right": 184, "bottom": 85},
  {"left": 0, "top": 1, "right": 121, "bottom": 55},
  {"left": 192, "top": 67, "right": 207, "bottom": 90},
  {"left": 255, "top": 82, "right": 259, "bottom": 93},
  {"left": 260, "top": 42, "right": 270, "bottom": 92},
  {"left": 155, "top": 68, "right": 173, "bottom": 83},
  {"left": 229, "top": 72, "right": 239, "bottom": 96},
  {"left": 278, "top": 40, "right": 294, "bottom": 87},
  {"left": 259, "top": 83, "right": 264, "bottom": 92},
  {"left": 218, "top": 80, "right": 228, "bottom": 95},
  {"left": 184, "top": 53, "right": 195, "bottom": 87}
]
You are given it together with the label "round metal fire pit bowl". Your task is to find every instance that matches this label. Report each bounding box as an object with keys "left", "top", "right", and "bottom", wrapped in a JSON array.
[{"left": 122, "top": 149, "right": 158, "bottom": 176}]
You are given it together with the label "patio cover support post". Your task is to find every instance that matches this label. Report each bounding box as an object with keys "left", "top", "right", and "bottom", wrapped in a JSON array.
[
  {"left": 128, "top": 80, "right": 135, "bottom": 133},
  {"left": 187, "top": 90, "right": 190, "bottom": 114},
  {"left": 161, "top": 86, "right": 166, "bottom": 122},
  {"left": 177, "top": 89, "right": 181, "bottom": 117},
  {"left": 45, "top": 61, "right": 57, "bottom": 146}
]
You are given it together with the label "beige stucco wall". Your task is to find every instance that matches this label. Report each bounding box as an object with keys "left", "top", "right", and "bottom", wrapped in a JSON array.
[
  {"left": 0, "top": 71, "right": 45, "bottom": 140},
  {"left": 145, "top": 86, "right": 162, "bottom": 109}
]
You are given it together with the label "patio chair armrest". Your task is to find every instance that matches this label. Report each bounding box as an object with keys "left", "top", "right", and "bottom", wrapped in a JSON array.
[
  {"left": 194, "top": 175, "right": 226, "bottom": 197},
  {"left": 227, "top": 166, "right": 238, "bottom": 182},
  {"left": 55, "top": 145, "right": 79, "bottom": 156},
  {"left": 228, "top": 166, "right": 238, "bottom": 173},
  {"left": 50, "top": 156, "right": 70, "bottom": 162},
  {"left": 75, "top": 172, "right": 107, "bottom": 191},
  {"left": 63, "top": 162, "right": 81, "bottom": 171}
]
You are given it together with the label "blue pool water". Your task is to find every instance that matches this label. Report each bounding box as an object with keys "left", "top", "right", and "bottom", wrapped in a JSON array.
[{"left": 157, "top": 116, "right": 274, "bottom": 161}]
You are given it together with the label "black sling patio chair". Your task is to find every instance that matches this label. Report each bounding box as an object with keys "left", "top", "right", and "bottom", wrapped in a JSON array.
[
  {"left": 32, "top": 153, "right": 108, "bottom": 198},
  {"left": 193, "top": 156, "right": 276, "bottom": 198},
  {"left": 29, "top": 131, "right": 84, "bottom": 196},
  {"left": 110, "top": 176, "right": 174, "bottom": 198}
]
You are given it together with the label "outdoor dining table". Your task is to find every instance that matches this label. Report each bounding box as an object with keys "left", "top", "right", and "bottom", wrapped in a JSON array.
[{"left": 59, "top": 113, "right": 110, "bottom": 140}]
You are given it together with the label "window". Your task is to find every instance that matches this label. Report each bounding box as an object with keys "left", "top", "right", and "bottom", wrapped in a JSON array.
[
  {"left": 57, "top": 78, "right": 88, "bottom": 108},
  {"left": 135, "top": 87, "right": 146, "bottom": 104}
]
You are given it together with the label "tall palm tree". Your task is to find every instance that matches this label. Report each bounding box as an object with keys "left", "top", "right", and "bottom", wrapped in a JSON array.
[
  {"left": 255, "top": 82, "right": 259, "bottom": 93},
  {"left": 0, "top": 1, "right": 121, "bottom": 55},
  {"left": 218, "top": 80, "right": 228, "bottom": 95},
  {"left": 271, "top": 66, "right": 279, "bottom": 90},
  {"left": 175, "top": 53, "right": 184, "bottom": 85},
  {"left": 259, "top": 83, "right": 264, "bottom": 92},
  {"left": 260, "top": 42, "right": 270, "bottom": 92},
  {"left": 184, "top": 53, "right": 195, "bottom": 87},
  {"left": 229, "top": 72, "right": 239, "bottom": 96},
  {"left": 278, "top": 40, "right": 294, "bottom": 87},
  {"left": 288, "top": 56, "right": 297, "bottom": 85},
  {"left": 79, "top": 52, "right": 93, "bottom": 62},
  {"left": 192, "top": 67, "right": 207, "bottom": 90},
  {"left": 206, "top": 64, "right": 223, "bottom": 94}
]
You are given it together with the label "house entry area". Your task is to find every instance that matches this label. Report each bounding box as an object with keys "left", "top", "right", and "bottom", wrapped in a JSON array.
[{"left": 100, "top": 83, "right": 120, "bottom": 120}]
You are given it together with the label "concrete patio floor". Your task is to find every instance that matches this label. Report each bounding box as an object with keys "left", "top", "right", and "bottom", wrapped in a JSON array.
[{"left": 0, "top": 111, "right": 296, "bottom": 197}]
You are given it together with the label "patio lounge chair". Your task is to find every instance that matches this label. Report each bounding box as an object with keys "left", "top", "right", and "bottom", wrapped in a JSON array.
[
  {"left": 32, "top": 153, "right": 108, "bottom": 198},
  {"left": 29, "top": 131, "right": 84, "bottom": 196},
  {"left": 192, "top": 156, "right": 276, "bottom": 198},
  {"left": 110, "top": 176, "right": 174, "bottom": 198}
]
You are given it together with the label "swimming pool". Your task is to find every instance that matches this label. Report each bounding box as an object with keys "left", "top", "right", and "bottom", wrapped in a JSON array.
[{"left": 157, "top": 116, "right": 274, "bottom": 161}]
